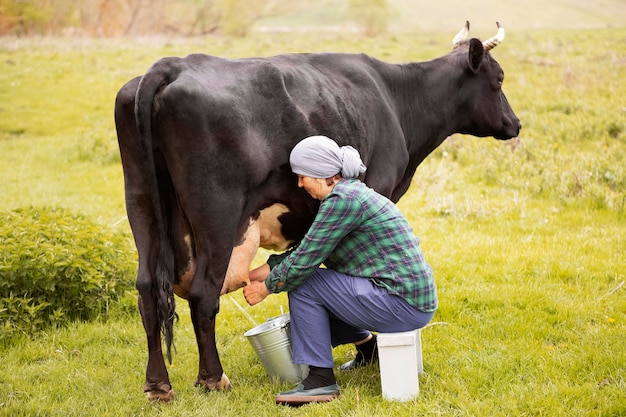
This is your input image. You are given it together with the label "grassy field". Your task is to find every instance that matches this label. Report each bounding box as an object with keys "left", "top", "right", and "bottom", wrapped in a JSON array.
[{"left": 0, "top": 26, "right": 625, "bottom": 416}]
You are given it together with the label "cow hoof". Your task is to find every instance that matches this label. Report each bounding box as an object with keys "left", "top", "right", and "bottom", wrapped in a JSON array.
[
  {"left": 196, "top": 373, "right": 232, "bottom": 391},
  {"left": 145, "top": 387, "right": 175, "bottom": 402}
]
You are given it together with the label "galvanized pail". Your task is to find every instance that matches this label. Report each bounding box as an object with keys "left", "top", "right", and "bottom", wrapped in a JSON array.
[{"left": 244, "top": 313, "right": 309, "bottom": 382}]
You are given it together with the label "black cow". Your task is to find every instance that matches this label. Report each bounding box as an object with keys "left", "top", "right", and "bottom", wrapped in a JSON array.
[{"left": 114, "top": 21, "right": 520, "bottom": 401}]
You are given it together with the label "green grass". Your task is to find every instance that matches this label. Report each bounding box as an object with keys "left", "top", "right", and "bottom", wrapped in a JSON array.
[{"left": 0, "top": 27, "right": 625, "bottom": 416}]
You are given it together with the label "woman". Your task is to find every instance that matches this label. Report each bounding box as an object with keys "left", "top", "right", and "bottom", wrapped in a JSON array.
[{"left": 244, "top": 135, "right": 437, "bottom": 406}]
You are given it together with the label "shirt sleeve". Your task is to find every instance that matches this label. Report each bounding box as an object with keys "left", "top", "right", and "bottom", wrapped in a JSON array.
[
  {"left": 266, "top": 250, "right": 292, "bottom": 269},
  {"left": 265, "top": 192, "right": 362, "bottom": 293}
]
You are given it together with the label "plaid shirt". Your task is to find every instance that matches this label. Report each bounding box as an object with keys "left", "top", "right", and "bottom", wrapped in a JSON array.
[{"left": 265, "top": 178, "right": 437, "bottom": 312}]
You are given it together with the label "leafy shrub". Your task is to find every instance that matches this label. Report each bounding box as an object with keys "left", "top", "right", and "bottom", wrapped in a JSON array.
[{"left": 0, "top": 207, "right": 136, "bottom": 340}]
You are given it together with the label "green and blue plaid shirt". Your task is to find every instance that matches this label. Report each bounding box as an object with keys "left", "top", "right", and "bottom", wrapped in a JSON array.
[{"left": 265, "top": 178, "right": 437, "bottom": 312}]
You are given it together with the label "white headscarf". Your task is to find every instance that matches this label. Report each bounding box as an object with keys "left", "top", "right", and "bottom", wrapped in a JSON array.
[{"left": 289, "top": 135, "right": 367, "bottom": 179}]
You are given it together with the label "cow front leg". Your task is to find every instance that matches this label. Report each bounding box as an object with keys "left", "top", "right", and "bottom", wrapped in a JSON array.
[
  {"left": 137, "top": 268, "right": 174, "bottom": 402},
  {"left": 189, "top": 261, "right": 232, "bottom": 391}
]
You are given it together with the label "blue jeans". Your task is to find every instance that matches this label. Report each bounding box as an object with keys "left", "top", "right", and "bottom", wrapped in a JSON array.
[{"left": 288, "top": 268, "right": 434, "bottom": 368}]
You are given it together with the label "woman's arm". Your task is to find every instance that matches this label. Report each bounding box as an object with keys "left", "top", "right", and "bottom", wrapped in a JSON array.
[{"left": 249, "top": 263, "right": 270, "bottom": 282}]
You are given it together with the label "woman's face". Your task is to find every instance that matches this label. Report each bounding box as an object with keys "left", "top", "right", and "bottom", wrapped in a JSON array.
[{"left": 297, "top": 175, "right": 334, "bottom": 200}]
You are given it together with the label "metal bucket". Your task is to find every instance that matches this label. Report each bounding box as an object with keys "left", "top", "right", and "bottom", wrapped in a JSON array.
[{"left": 244, "top": 313, "right": 309, "bottom": 382}]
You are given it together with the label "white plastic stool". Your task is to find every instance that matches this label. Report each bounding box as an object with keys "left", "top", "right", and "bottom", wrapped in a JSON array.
[{"left": 377, "top": 329, "right": 423, "bottom": 401}]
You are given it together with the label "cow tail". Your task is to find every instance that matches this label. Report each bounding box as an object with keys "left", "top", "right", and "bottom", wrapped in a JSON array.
[{"left": 135, "top": 59, "right": 182, "bottom": 364}]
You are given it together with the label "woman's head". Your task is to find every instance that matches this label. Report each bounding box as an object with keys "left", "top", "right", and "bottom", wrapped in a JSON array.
[{"left": 289, "top": 135, "right": 366, "bottom": 179}]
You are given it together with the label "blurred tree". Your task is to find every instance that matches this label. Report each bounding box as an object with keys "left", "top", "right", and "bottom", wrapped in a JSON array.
[
  {"left": 0, "top": 0, "right": 311, "bottom": 37},
  {"left": 184, "top": 0, "right": 221, "bottom": 36},
  {"left": 0, "top": 0, "right": 51, "bottom": 36},
  {"left": 98, "top": 0, "right": 127, "bottom": 36},
  {"left": 46, "top": 0, "right": 77, "bottom": 34},
  {"left": 348, "top": 0, "right": 391, "bottom": 37},
  {"left": 219, "top": 0, "right": 253, "bottom": 36},
  {"left": 217, "top": 0, "right": 305, "bottom": 37},
  {"left": 75, "top": 0, "right": 98, "bottom": 35}
]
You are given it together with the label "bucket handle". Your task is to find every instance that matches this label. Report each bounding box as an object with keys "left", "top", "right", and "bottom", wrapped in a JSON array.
[{"left": 267, "top": 315, "right": 290, "bottom": 330}]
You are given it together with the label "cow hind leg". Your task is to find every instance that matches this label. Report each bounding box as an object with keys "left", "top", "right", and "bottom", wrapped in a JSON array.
[
  {"left": 116, "top": 77, "right": 175, "bottom": 402},
  {"left": 137, "top": 263, "right": 175, "bottom": 402}
]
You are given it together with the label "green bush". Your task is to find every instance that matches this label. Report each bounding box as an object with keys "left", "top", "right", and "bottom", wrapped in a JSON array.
[{"left": 0, "top": 207, "right": 136, "bottom": 340}]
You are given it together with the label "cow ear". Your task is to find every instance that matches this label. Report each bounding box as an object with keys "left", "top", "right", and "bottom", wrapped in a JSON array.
[{"left": 467, "top": 38, "right": 484, "bottom": 73}]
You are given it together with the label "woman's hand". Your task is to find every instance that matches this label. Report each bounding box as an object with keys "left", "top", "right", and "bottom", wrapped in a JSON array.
[{"left": 244, "top": 281, "right": 269, "bottom": 306}]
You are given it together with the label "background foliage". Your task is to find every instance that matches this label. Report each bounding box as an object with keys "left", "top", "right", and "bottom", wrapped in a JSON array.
[
  {"left": 1, "top": 0, "right": 625, "bottom": 37},
  {"left": 0, "top": 207, "right": 136, "bottom": 339},
  {"left": 0, "top": 0, "right": 382, "bottom": 37}
]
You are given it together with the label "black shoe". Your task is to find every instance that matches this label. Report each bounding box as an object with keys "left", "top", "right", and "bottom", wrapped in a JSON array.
[
  {"left": 275, "top": 383, "right": 340, "bottom": 406},
  {"left": 339, "top": 348, "right": 379, "bottom": 370}
]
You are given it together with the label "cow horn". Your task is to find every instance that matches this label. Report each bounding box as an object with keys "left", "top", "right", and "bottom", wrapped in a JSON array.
[
  {"left": 453, "top": 20, "right": 470, "bottom": 46},
  {"left": 483, "top": 22, "right": 505, "bottom": 51}
]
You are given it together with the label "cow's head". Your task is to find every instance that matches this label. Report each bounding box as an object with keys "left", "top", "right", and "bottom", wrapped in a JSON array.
[{"left": 452, "top": 21, "right": 521, "bottom": 140}]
